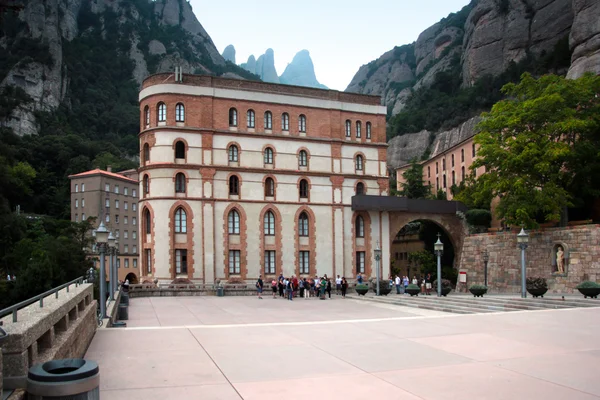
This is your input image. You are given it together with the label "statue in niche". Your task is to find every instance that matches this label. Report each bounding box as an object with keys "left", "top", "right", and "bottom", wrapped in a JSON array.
[{"left": 556, "top": 245, "right": 565, "bottom": 274}]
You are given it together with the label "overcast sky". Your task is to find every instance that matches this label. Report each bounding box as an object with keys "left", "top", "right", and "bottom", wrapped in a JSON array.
[{"left": 191, "top": 0, "right": 470, "bottom": 91}]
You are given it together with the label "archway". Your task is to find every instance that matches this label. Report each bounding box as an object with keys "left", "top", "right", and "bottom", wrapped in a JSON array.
[{"left": 125, "top": 272, "right": 138, "bottom": 284}]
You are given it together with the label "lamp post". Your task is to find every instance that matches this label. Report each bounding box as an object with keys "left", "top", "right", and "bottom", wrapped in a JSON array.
[
  {"left": 483, "top": 250, "right": 490, "bottom": 288},
  {"left": 113, "top": 240, "right": 119, "bottom": 293},
  {"left": 434, "top": 234, "right": 443, "bottom": 297},
  {"left": 517, "top": 228, "right": 529, "bottom": 298},
  {"left": 374, "top": 241, "right": 382, "bottom": 296},
  {"left": 108, "top": 232, "right": 116, "bottom": 301},
  {"left": 96, "top": 222, "right": 109, "bottom": 318}
]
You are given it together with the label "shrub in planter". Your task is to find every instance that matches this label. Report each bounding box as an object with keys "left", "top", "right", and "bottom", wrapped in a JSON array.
[
  {"left": 433, "top": 279, "right": 452, "bottom": 296},
  {"left": 371, "top": 280, "right": 392, "bottom": 295},
  {"left": 405, "top": 284, "right": 421, "bottom": 296},
  {"left": 469, "top": 284, "right": 488, "bottom": 297},
  {"left": 355, "top": 284, "right": 369, "bottom": 296},
  {"left": 169, "top": 278, "right": 193, "bottom": 289},
  {"left": 526, "top": 277, "right": 548, "bottom": 298},
  {"left": 576, "top": 281, "right": 600, "bottom": 299}
]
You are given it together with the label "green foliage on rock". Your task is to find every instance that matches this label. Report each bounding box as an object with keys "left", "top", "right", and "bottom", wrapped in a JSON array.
[{"left": 465, "top": 209, "right": 492, "bottom": 228}]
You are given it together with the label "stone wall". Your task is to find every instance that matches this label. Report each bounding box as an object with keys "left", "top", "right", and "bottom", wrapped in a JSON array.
[{"left": 457, "top": 225, "right": 600, "bottom": 293}]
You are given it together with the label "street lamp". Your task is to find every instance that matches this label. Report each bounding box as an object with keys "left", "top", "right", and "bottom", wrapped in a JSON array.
[
  {"left": 434, "top": 233, "right": 443, "bottom": 297},
  {"left": 374, "top": 241, "right": 382, "bottom": 296},
  {"left": 483, "top": 250, "right": 490, "bottom": 288},
  {"left": 87, "top": 267, "right": 95, "bottom": 283},
  {"left": 113, "top": 239, "right": 119, "bottom": 294},
  {"left": 108, "top": 232, "right": 116, "bottom": 301},
  {"left": 517, "top": 227, "right": 529, "bottom": 298},
  {"left": 95, "top": 221, "right": 109, "bottom": 318}
]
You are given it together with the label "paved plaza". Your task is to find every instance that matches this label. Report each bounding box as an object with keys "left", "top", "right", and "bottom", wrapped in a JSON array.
[{"left": 86, "top": 295, "right": 600, "bottom": 399}]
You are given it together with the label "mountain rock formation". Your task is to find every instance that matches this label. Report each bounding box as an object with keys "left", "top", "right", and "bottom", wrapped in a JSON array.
[
  {"left": 346, "top": 0, "right": 600, "bottom": 169},
  {"left": 222, "top": 44, "right": 236, "bottom": 63},
  {"left": 0, "top": 0, "right": 256, "bottom": 136},
  {"left": 241, "top": 48, "right": 279, "bottom": 83},
  {"left": 280, "top": 50, "right": 327, "bottom": 89}
]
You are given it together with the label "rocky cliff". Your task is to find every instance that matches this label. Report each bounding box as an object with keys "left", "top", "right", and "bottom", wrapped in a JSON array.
[
  {"left": 280, "top": 50, "right": 327, "bottom": 89},
  {"left": 347, "top": 0, "right": 600, "bottom": 168},
  {"left": 0, "top": 0, "right": 256, "bottom": 136},
  {"left": 241, "top": 48, "right": 279, "bottom": 83},
  {"left": 222, "top": 44, "right": 236, "bottom": 63}
]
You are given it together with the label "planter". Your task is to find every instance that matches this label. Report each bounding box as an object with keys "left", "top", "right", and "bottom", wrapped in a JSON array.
[
  {"left": 405, "top": 287, "right": 420, "bottom": 297},
  {"left": 527, "top": 287, "right": 548, "bottom": 298},
  {"left": 378, "top": 286, "right": 392, "bottom": 296},
  {"left": 577, "top": 288, "right": 600, "bottom": 299},
  {"left": 469, "top": 287, "right": 488, "bottom": 297},
  {"left": 439, "top": 287, "right": 451, "bottom": 297},
  {"left": 355, "top": 285, "right": 369, "bottom": 296}
]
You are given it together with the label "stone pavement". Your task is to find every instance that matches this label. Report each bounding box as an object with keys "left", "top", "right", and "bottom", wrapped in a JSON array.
[{"left": 85, "top": 295, "right": 600, "bottom": 399}]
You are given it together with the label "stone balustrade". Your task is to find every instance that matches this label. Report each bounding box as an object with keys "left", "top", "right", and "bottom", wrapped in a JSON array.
[{"left": 0, "top": 283, "right": 97, "bottom": 391}]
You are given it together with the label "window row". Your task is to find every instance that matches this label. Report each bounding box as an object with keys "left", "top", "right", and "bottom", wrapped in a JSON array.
[
  {"left": 104, "top": 199, "right": 137, "bottom": 211},
  {"left": 74, "top": 213, "right": 86, "bottom": 222},
  {"left": 229, "top": 109, "right": 307, "bottom": 132},
  {"left": 226, "top": 250, "right": 312, "bottom": 275},
  {"left": 74, "top": 199, "right": 85, "bottom": 208},
  {"left": 104, "top": 214, "right": 137, "bottom": 225},
  {"left": 144, "top": 103, "right": 185, "bottom": 125},
  {"left": 427, "top": 145, "right": 478, "bottom": 178},
  {"left": 103, "top": 183, "right": 137, "bottom": 197},
  {"left": 345, "top": 120, "right": 372, "bottom": 140},
  {"left": 74, "top": 183, "right": 85, "bottom": 193},
  {"left": 119, "top": 258, "right": 137, "bottom": 269}
]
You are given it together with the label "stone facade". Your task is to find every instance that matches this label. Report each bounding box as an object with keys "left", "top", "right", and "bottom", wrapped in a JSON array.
[{"left": 457, "top": 225, "right": 600, "bottom": 293}]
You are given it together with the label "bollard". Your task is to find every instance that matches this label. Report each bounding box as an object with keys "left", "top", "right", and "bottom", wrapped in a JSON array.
[
  {"left": 27, "top": 359, "right": 99, "bottom": 400},
  {"left": 120, "top": 292, "right": 129, "bottom": 306},
  {"left": 118, "top": 304, "right": 128, "bottom": 320}
]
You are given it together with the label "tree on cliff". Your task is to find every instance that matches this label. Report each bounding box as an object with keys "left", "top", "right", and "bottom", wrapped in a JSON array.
[
  {"left": 469, "top": 73, "right": 600, "bottom": 228},
  {"left": 397, "top": 159, "right": 432, "bottom": 199}
]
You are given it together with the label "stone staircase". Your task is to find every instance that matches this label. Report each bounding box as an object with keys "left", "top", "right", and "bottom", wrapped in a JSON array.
[{"left": 349, "top": 293, "right": 600, "bottom": 314}]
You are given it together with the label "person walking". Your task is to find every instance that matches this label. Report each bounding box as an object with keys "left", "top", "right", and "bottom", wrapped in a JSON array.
[
  {"left": 320, "top": 276, "right": 327, "bottom": 299},
  {"left": 403, "top": 276, "right": 409, "bottom": 294},
  {"left": 271, "top": 279, "right": 277, "bottom": 299},
  {"left": 326, "top": 278, "right": 332, "bottom": 299},
  {"left": 395, "top": 275, "right": 401, "bottom": 294},
  {"left": 286, "top": 277, "right": 293, "bottom": 301},
  {"left": 315, "top": 277, "right": 321, "bottom": 298},
  {"left": 425, "top": 273, "right": 432, "bottom": 295},
  {"left": 335, "top": 275, "right": 342, "bottom": 295},
  {"left": 357, "top": 273, "right": 363, "bottom": 285},
  {"left": 299, "top": 278, "right": 305, "bottom": 298},
  {"left": 278, "top": 275, "right": 285, "bottom": 298},
  {"left": 256, "top": 275, "right": 263, "bottom": 299},
  {"left": 341, "top": 277, "right": 348, "bottom": 298},
  {"left": 303, "top": 278, "right": 310, "bottom": 299}
]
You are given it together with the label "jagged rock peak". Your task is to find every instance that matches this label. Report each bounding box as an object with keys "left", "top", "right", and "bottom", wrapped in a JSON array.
[
  {"left": 280, "top": 49, "right": 327, "bottom": 89},
  {"left": 250, "top": 48, "right": 279, "bottom": 83},
  {"left": 222, "top": 45, "right": 236, "bottom": 63}
]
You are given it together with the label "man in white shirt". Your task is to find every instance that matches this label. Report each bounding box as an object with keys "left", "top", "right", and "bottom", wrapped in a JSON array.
[
  {"left": 335, "top": 275, "right": 342, "bottom": 295},
  {"left": 395, "top": 275, "right": 401, "bottom": 294}
]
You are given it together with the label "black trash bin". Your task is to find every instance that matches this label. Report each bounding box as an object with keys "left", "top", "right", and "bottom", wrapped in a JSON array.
[
  {"left": 119, "top": 304, "right": 129, "bottom": 320},
  {"left": 120, "top": 291, "right": 129, "bottom": 306},
  {"left": 27, "top": 359, "right": 99, "bottom": 400}
]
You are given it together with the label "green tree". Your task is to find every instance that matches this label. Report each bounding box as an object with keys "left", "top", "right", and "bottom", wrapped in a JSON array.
[
  {"left": 398, "top": 159, "right": 431, "bottom": 199},
  {"left": 471, "top": 73, "right": 600, "bottom": 227},
  {"left": 408, "top": 250, "right": 436, "bottom": 275}
]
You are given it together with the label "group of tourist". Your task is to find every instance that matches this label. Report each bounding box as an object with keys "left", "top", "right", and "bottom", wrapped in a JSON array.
[
  {"left": 255, "top": 274, "right": 350, "bottom": 300},
  {"left": 390, "top": 273, "right": 433, "bottom": 295}
]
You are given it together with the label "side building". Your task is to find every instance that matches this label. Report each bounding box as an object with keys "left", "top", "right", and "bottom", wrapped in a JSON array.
[
  {"left": 69, "top": 168, "right": 140, "bottom": 282},
  {"left": 139, "top": 73, "right": 390, "bottom": 283}
]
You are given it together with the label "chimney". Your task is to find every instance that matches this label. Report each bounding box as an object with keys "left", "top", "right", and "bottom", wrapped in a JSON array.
[{"left": 107, "top": 165, "right": 112, "bottom": 173}]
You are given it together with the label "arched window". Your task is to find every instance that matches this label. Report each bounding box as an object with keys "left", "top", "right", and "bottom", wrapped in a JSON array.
[
  {"left": 298, "top": 150, "right": 308, "bottom": 167},
  {"left": 356, "top": 155, "right": 364, "bottom": 171},
  {"left": 143, "top": 175, "right": 149, "bottom": 196},
  {"left": 298, "top": 212, "right": 309, "bottom": 237},
  {"left": 175, "top": 140, "right": 185, "bottom": 159},
  {"left": 451, "top": 154, "right": 455, "bottom": 167},
  {"left": 356, "top": 182, "right": 365, "bottom": 195},
  {"left": 345, "top": 120, "right": 351, "bottom": 137},
  {"left": 461, "top": 166, "right": 465, "bottom": 181},
  {"left": 157, "top": 102, "right": 166, "bottom": 122},
  {"left": 143, "top": 143, "right": 150, "bottom": 164},
  {"left": 264, "top": 111, "right": 272, "bottom": 129},
  {"left": 263, "top": 211, "right": 275, "bottom": 236},
  {"left": 299, "top": 114, "right": 307, "bottom": 132},
  {"left": 229, "top": 108, "right": 238, "bottom": 127},
  {"left": 299, "top": 179, "right": 309, "bottom": 198},
  {"left": 264, "top": 147, "right": 274, "bottom": 164},
  {"left": 366, "top": 122, "right": 372, "bottom": 139},
  {"left": 247, "top": 109, "right": 255, "bottom": 128},
  {"left": 452, "top": 171, "right": 456, "bottom": 185},
  {"left": 229, "top": 175, "right": 239, "bottom": 195},
  {"left": 355, "top": 216, "right": 364, "bottom": 238},
  {"left": 228, "top": 145, "right": 239, "bottom": 162},
  {"left": 461, "top": 148, "right": 465, "bottom": 162},
  {"left": 228, "top": 210, "right": 240, "bottom": 234},
  {"left": 265, "top": 177, "right": 275, "bottom": 197},
  {"left": 174, "top": 208, "right": 187, "bottom": 233},
  {"left": 144, "top": 106, "right": 150, "bottom": 126},
  {"left": 356, "top": 121, "right": 362, "bottom": 138},
  {"left": 175, "top": 173, "right": 186, "bottom": 193},
  {"left": 175, "top": 103, "right": 185, "bottom": 122},
  {"left": 144, "top": 208, "right": 151, "bottom": 234},
  {"left": 281, "top": 113, "right": 289, "bottom": 131}
]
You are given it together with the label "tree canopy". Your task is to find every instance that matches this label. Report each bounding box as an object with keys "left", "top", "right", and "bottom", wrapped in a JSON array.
[
  {"left": 397, "top": 159, "right": 432, "bottom": 199},
  {"left": 468, "top": 73, "right": 600, "bottom": 227}
]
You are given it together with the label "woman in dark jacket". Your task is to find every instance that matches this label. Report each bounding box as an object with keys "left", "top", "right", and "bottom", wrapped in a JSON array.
[
  {"left": 341, "top": 277, "right": 348, "bottom": 298},
  {"left": 326, "top": 279, "right": 332, "bottom": 298}
]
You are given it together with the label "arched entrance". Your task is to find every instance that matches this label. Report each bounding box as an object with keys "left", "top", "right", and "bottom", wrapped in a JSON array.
[{"left": 125, "top": 272, "right": 138, "bottom": 284}]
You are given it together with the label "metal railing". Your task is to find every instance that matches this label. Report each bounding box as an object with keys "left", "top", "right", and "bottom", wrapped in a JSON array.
[{"left": 0, "top": 276, "right": 85, "bottom": 323}]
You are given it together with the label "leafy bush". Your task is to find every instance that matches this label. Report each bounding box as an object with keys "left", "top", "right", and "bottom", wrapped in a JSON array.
[
  {"left": 465, "top": 209, "right": 492, "bottom": 227},
  {"left": 576, "top": 281, "right": 600, "bottom": 289},
  {"left": 433, "top": 279, "right": 452, "bottom": 289},
  {"left": 406, "top": 284, "right": 420, "bottom": 290},
  {"left": 356, "top": 284, "right": 369, "bottom": 289},
  {"left": 526, "top": 277, "right": 548, "bottom": 290},
  {"left": 469, "top": 284, "right": 488, "bottom": 290}
]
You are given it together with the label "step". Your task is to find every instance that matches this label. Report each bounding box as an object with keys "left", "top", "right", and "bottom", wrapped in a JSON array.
[
  {"left": 353, "top": 295, "right": 499, "bottom": 314},
  {"left": 433, "top": 297, "right": 574, "bottom": 311},
  {"left": 369, "top": 295, "right": 547, "bottom": 312},
  {"left": 456, "top": 296, "right": 596, "bottom": 309}
]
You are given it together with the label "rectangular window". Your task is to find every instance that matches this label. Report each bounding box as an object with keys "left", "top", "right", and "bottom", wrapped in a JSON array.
[
  {"left": 81, "top": 183, "right": 85, "bottom": 192},
  {"left": 124, "top": 230, "right": 128, "bottom": 239},
  {"left": 105, "top": 183, "right": 110, "bottom": 192},
  {"left": 132, "top": 203, "right": 137, "bottom": 212},
  {"left": 124, "top": 245, "right": 129, "bottom": 253},
  {"left": 115, "top": 185, "right": 119, "bottom": 194},
  {"left": 81, "top": 199, "right": 85, "bottom": 208},
  {"left": 145, "top": 249, "right": 151, "bottom": 273},
  {"left": 133, "top": 245, "right": 137, "bottom": 253},
  {"left": 228, "top": 250, "right": 241, "bottom": 274},
  {"left": 443, "top": 159, "right": 446, "bottom": 171},
  {"left": 105, "top": 214, "right": 110, "bottom": 223},
  {"left": 461, "top": 149, "right": 465, "bottom": 162},
  {"left": 436, "top": 162, "right": 439, "bottom": 174},
  {"left": 443, "top": 175, "right": 447, "bottom": 188},
  {"left": 436, "top": 178, "right": 439, "bottom": 190},
  {"left": 82, "top": 213, "right": 86, "bottom": 220},
  {"left": 115, "top": 215, "right": 119, "bottom": 223},
  {"left": 132, "top": 217, "right": 136, "bottom": 226},
  {"left": 75, "top": 199, "right": 79, "bottom": 208},
  {"left": 117, "top": 258, "right": 120, "bottom": 269},
  {"left": 472, "top": 143, "right": 476, "bottom": 157},
  {"left": 75, "top": 184, "right": 79, "bottom": 193},
  {"left": 133, "top": 259, "right": 138, "bottom": 269},
  {"left": 299, "top": 251, "right": 310, "bottom": 274},
  {"left": 115, "top": 230, "right": 119, "bottom": 238},
  {"left": 124, "top": 202, "right": 128, "bottom": 210},
  {"left": 75, "top": 214, "right": 79, "bottom": 222},
  {"left": 427, "top": 166, "right": 430, "bottom": 178},
  {"left": 125, "top": 259, "right": 129, "bottom": 268},
  {"left": 132, "top": 189, "right": 137, "bottom": 198},
  {"left": 132, "top": 231, "right": 137, "bottom": 239},
  {"left": 452, "top": 171, "right": 456, "bottom": 185},
  {"left": 175, "top": 249, "right": 188, "bottom": 274},
  {"left": 264, "top": 250, "right": 276, "bottom": 274},
  {"left": 115, "top": 200, "right": 119, "bottom": 209},
  {"left": 124, "top": 187, "right": 128, "bottom": 196},
  {"left": 105, "top": 198, "right": 110, "bottom": 208},
  {"left": 356, "top": 251, "right": 365, "bottom": 274},
  {"left": 451, "top": 154, "right": 455, "bottom": 167},
  {"left": 124, "top": 216, "right": 128, "bottom": 225}
]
